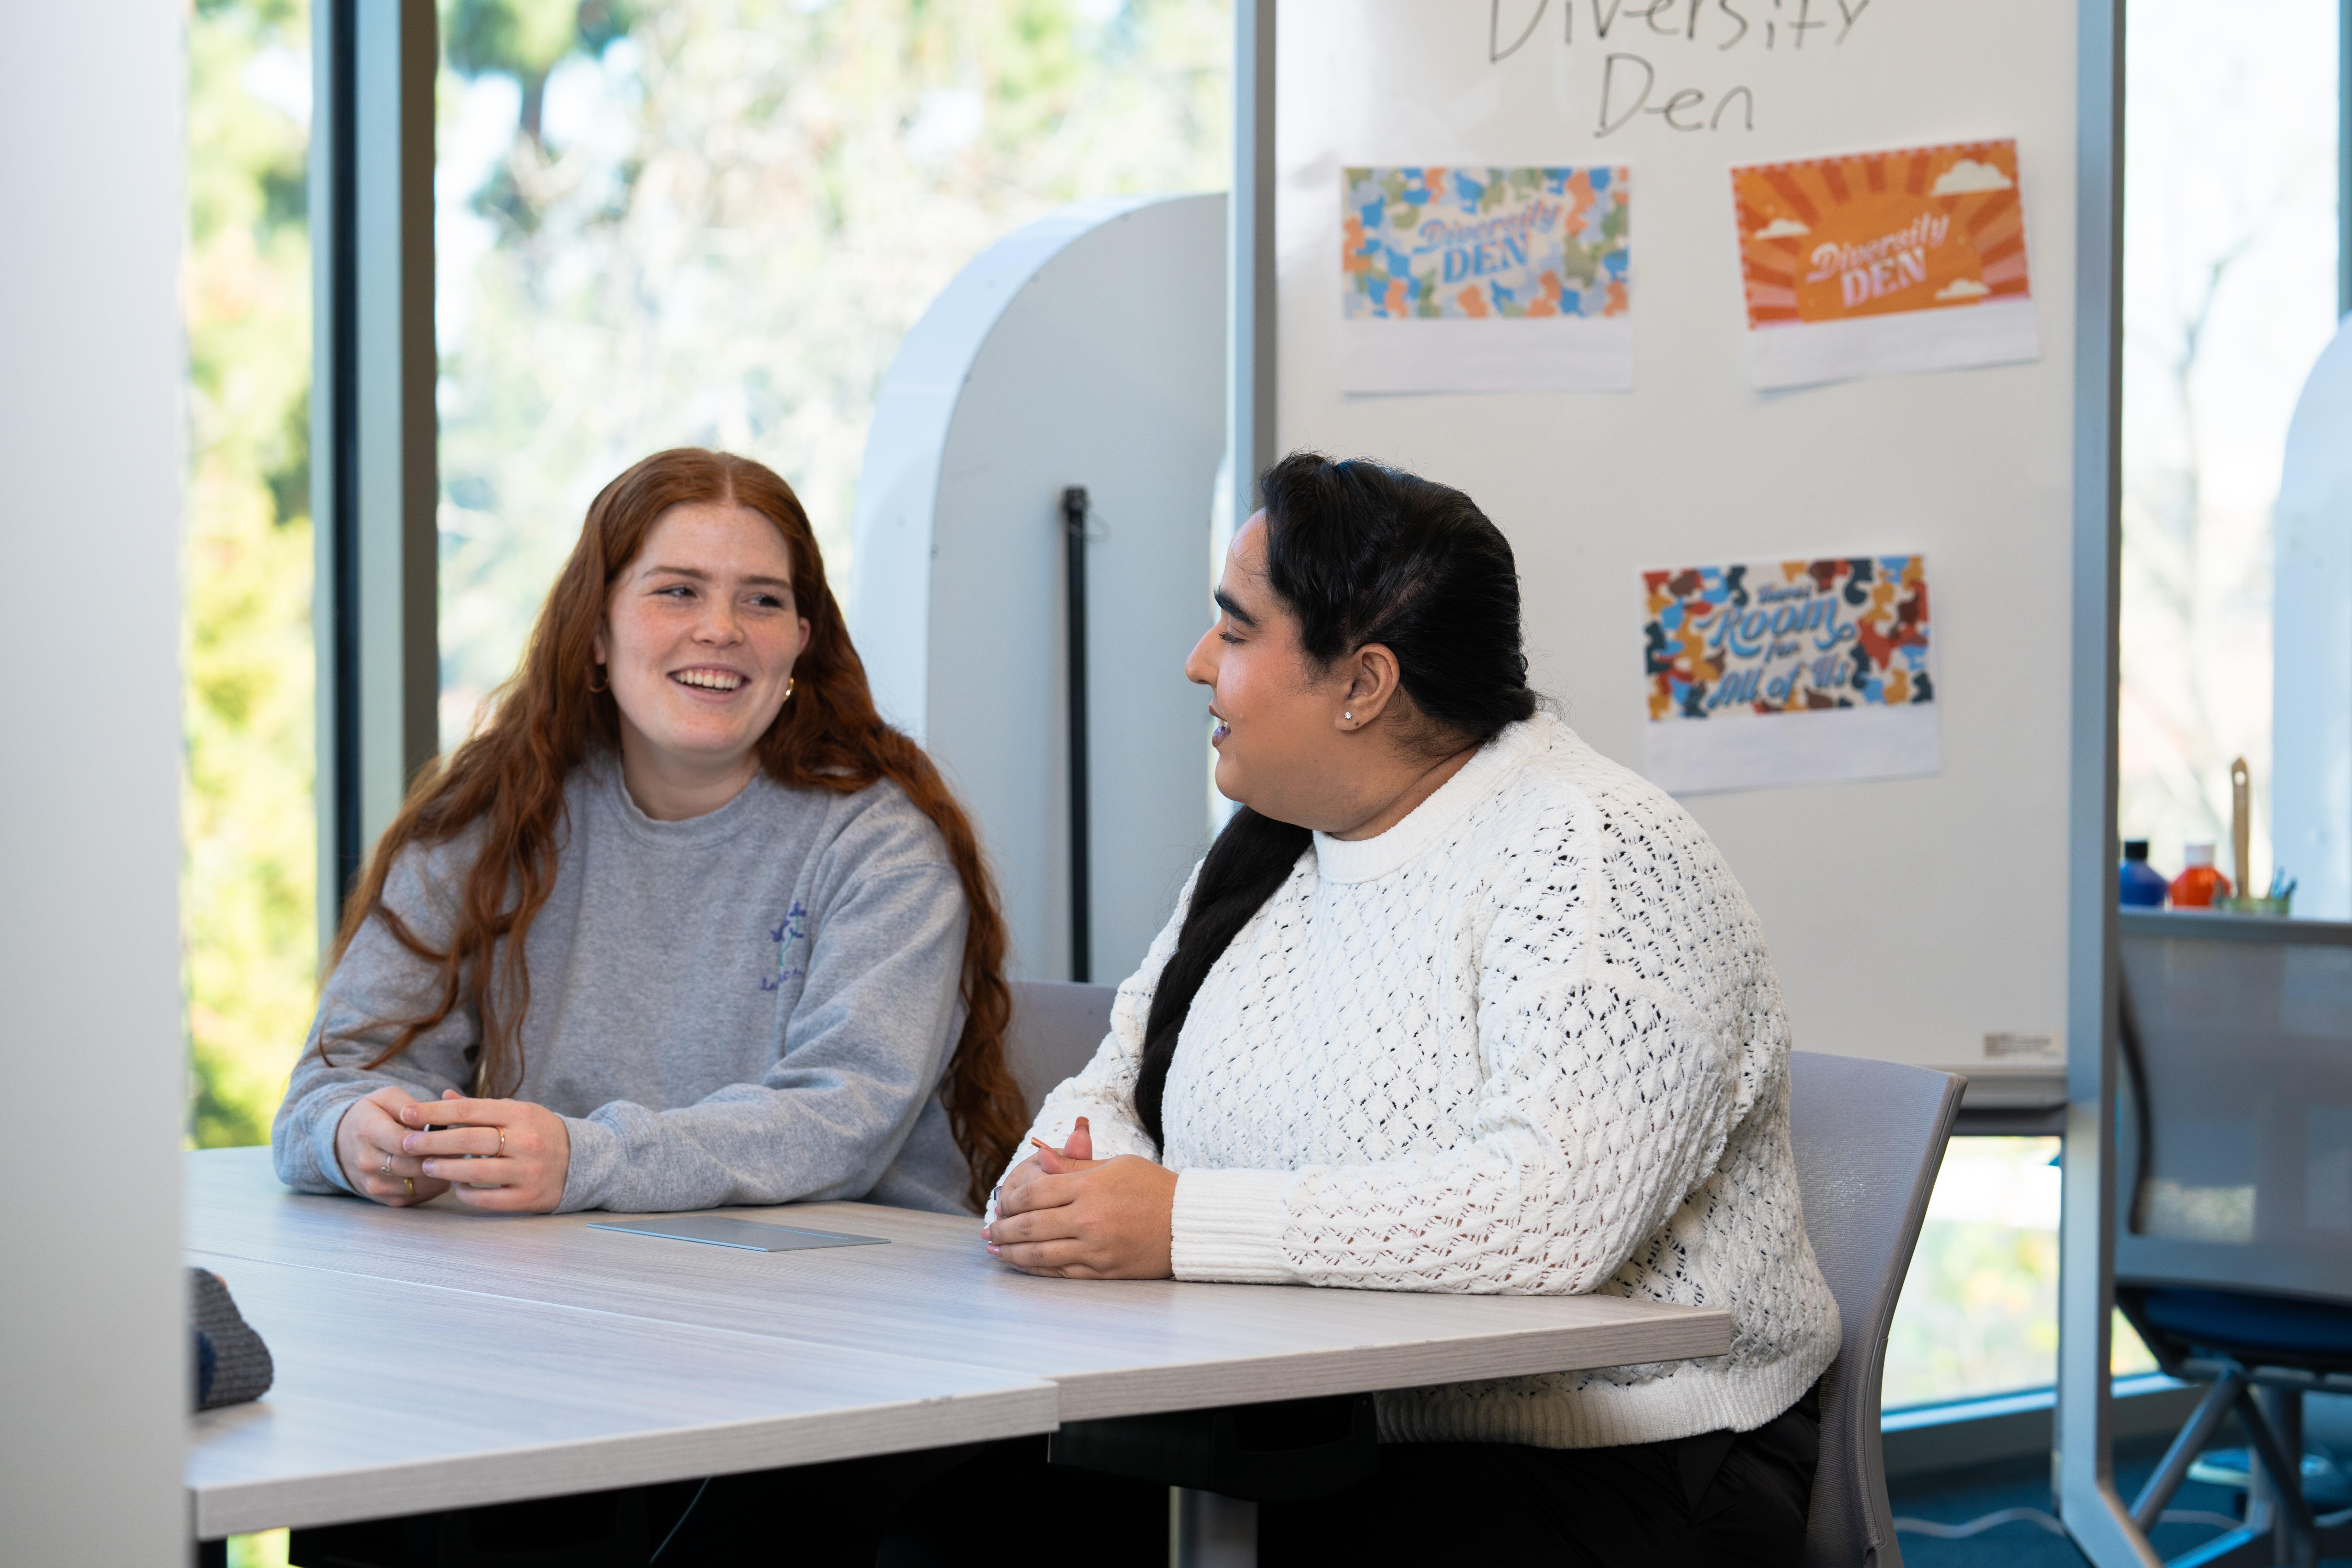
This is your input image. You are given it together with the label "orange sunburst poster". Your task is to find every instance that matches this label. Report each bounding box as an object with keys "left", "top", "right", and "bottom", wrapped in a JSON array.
[{"left": 1731, "top": 139, "right": 2038, "bottom": 391}]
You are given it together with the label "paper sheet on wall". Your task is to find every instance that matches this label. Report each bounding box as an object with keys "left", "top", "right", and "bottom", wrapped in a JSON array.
[
  {"left": 1643, "top": 556, "right": 1940, "bottom": 795},
  {"left": 1340, "top": 166, "right": 1631, "bottom": 393},
  {"left": 1732, "top": 140, "right": 2037, "bottom": 391}
]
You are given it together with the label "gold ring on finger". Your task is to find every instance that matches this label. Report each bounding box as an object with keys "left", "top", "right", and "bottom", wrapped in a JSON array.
[
  {"left": 497, "top": 1127, "right": 506, "bottom": 1156},
  {"left": 404, "top": 1177, "right": 415, "bottom": 1196}
]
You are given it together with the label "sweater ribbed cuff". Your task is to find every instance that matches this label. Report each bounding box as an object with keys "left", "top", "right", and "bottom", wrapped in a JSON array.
[
  {"left": 312, "top": 1094, "right": 360, "bottom": 1194},
  {"left": 1169, "top": 1168, "right": 1295, "bottom": 1283},
  {"left": 555, "top": 1114, "right": 622, "bottom": 1213}
]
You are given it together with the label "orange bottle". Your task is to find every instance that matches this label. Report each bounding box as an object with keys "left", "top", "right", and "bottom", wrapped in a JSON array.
[{"left": 2169, "top": 842, "right": 2232, "bottom": 908}]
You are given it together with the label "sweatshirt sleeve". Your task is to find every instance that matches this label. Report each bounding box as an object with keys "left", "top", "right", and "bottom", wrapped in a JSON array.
[
  {"left": 982, "top": 866, "right": 1198, "bottom": 1222},
  {"left": 271, "top": 845, "right": 482, "bottom": 1196},
  {"left": 555, "top": 794, "right": 969, "bottom": 1215},
  {"left": 1168, "top": 821, "right": 1752, "bottom": 1294}
]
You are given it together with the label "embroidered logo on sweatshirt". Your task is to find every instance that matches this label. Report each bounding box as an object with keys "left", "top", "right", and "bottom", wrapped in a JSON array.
[{"left": 761, "top": 900, "right": 809, "bottom": 992}]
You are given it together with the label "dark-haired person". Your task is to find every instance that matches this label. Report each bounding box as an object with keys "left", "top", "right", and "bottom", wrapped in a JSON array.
[
  {"left": 985, "top": 453, "right": 1839, "bottom": 1565},
  {"left": 271, "top": 447, "right": 1027, "bottom": 1220}
]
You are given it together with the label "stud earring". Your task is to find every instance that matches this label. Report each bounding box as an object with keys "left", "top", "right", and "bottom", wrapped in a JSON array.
[{"left": 1344, "top": 711, "right": 1353, "bottom": 722}]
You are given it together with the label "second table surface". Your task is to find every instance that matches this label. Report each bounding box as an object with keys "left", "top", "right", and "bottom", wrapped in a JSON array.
[
  {"left": 189, "top": 1148, "right": 1732, "bottom": 1421},
  {"left": 188, "top": 1146, "right": 1735, "bottom": 1537}
]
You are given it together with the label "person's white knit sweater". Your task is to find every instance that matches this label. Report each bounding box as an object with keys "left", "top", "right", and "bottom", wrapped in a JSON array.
[{"left": 1011, "top": 712, "right": 1839, "bottom": 1449}]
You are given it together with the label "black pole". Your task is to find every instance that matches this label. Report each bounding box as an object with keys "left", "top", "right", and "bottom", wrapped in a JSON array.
[
  {"left": 329, "top": 0, "right": 363, "bottom": 910},
  {"left": 1063, "top": 486, "right": 1091, "bottom": 984}
]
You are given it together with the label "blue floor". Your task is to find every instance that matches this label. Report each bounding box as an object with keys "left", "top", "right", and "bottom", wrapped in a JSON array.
[{"left": 1888, "top": 1440, "right": 2312, "bottom": 1566}]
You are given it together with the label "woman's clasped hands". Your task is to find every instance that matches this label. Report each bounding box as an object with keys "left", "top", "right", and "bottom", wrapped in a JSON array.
[
  {"left": 985, "top": 1116, "right": 1178, "bottom": 1279},
  {"left": 333, "top": 1084, "right": 572, "bottom": 1213}
]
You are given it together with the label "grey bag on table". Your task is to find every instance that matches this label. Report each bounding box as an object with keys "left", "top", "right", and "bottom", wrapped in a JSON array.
[{"left": 191, "top": 1267, "right": 274, "bottom": 1411}]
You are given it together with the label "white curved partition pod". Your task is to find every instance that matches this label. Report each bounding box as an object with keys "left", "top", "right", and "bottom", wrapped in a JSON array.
[
  {"left": 2274, "top": 320, "right": 2352, "bottom": 920},
  {"left": 849, "top": 193, "right": 1226, "bottom": 983}
]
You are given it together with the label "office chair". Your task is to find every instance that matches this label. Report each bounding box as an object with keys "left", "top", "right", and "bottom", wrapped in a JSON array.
[
  {"left": 2115, "top": 910, "right": 2352, "bottom": 1568},
  {"left": 1787, "top": 1051, "right": 1965, "bottom": 1568}
]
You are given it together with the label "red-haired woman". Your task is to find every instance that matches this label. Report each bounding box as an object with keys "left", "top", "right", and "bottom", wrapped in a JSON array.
[{"left": 271, "top": 448, "right": 1025, "bottom": 1218}]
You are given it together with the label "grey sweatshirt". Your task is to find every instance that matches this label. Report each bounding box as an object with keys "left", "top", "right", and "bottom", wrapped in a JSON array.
[{"left": 271, "top": 756, "right": 975, "bottom": 1215}]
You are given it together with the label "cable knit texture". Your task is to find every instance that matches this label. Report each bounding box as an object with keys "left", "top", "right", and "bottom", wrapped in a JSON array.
[{"left": 1006, "top": 714, "right": 1839, "bottom": 1449}]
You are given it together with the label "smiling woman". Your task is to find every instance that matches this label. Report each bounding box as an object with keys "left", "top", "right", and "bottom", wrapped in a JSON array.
[
  {"left": 592, "top": 501, "right": 813, "bottom": 822},
  {"left": 270, "top": 448, "right": 1026, "bottom": 1218}
]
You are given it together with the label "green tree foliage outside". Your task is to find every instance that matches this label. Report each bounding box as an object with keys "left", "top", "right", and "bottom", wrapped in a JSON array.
[
  {"left": 188, "top": 6, "right": 312, "bottom": 1555},
  {"left": 1881, "top": 1138, "right": 2159, "bottom": 1410},
  {"left": 433, "top": 0, "right": 1230, "bottom": 742},
  {"left": 186, "top": 0, "right": 318, "bottom": 1155}
]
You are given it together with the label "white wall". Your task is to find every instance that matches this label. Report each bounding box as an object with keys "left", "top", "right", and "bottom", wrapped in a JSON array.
[{"left": 0, "top": 3, "right": 189, "bottom": 1560}]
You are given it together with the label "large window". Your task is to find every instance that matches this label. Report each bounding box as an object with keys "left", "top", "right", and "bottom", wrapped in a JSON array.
[
  {"left": 184, "top": 0, "right": 318, "bottom": 1154},
  {"left": 1885, "top": 1138, "right": 2066, "bottom": 1409},
  {"left": 1885, "top": 1139, "right": 2158, "bottom": 1412},
  {"left": 186, "top": 12, "right": 318, "bottom": 1562},
  {"left": 180, "top": 0, "right": 1230, "bottom": 1146},
  {"left": 432, "top": 0, "right": 1231, "bottom": 742},
  {"left": 1879, "top": 0, "right": 2345, "bottom": 1420},
  {"left": 2116, "top": 0, "right": 2340, "bottom": 897}
]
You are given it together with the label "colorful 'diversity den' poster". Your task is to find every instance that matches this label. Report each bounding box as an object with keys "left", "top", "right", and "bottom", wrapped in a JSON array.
[
  {"left": 1642, "top": 556, "right": 1939, "bottom": 795},
  {"left": 1341, "top": 166, "right": 1631, "bottom": 394},
  {"left": 1731, "top": 140, "right": 2035, "bottom": 391}
]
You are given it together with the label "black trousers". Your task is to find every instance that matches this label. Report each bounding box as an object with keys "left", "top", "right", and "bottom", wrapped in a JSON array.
[
  {"left": 653, "top": 1436, "right": 1168, "bottom": 1567},
  {"left": 1259, "top": 1384, "right": 1820, "bottom": 1568},
  {"left": 664, "top": 1387, "right": 1815, "bottom": 1568}
]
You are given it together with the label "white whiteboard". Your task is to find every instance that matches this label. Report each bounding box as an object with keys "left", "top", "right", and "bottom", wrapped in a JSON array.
[{"left": 1274, "top": 1, "right": 2080, "bottom": 1070}]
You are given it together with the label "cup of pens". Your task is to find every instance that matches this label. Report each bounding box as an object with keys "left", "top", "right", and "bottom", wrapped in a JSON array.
[{"left": 2216, "top": 867, "right": 2296, "bottom": 917}]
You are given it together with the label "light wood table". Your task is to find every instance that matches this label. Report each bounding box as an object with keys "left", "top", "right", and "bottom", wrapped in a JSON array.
[
  {"left": 190, "top": 1148, "right": 1730, "bottom": 1421},
  {"left": 188, "top": 1251, "right": 1056, "bottom": 1538},
  {"left": 188, "top": 1146, "right": 1734, "bottom": 1546}
]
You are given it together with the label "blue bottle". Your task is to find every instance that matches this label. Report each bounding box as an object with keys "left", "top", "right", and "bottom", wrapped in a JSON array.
[{"left": 2119, "top": 840, "right": 2169, "bottom": 907}]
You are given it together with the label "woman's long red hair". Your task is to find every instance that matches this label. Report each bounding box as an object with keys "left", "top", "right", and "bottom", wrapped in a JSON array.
[{"left": 322, "top": 447, "right": 1024, "bottom": 1210}]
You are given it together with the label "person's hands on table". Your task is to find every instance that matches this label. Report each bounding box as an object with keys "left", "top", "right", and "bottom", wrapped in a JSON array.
[
  {"left": 985, "top": 1116, "right": 1178, "bottom": 1279},
  {"left": 991, "top": 1113, "right": 1100, "bottom": 1215},
  {"left": 391, "top": 1090, "right": 573, "bottom": 1213},
  {"left": 333, "top": 1084, "right": 453, "bottom": 1207}
]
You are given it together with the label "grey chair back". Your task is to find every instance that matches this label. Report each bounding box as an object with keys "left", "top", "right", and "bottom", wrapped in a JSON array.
[
  {"left": 1004, "top": 979, "right": 1119, "bottom": 1120},
  {"left": 1788, "top": 1050, "right": 1965, "bottom": 1568},
  {"left": 2116, "top": 911, "right": 2352, "bottom": 1303}
]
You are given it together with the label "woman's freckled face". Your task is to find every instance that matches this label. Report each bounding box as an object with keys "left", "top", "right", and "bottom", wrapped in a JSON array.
[{"left": 592, "top": 501, "right": 811, "bottom": 781}]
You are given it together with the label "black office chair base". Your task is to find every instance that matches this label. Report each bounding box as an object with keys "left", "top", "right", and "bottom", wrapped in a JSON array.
[{"left": 2124, "top": 1354, "right": 2352, "bottom": 1568}]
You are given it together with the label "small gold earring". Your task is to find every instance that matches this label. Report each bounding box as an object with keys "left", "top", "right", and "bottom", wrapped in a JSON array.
[
  {"left": 781, "top": 677, "right": 796, "bottom": 704},
  {"left": 588, "top": 665, "right": 610, "bottom": 694}
]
